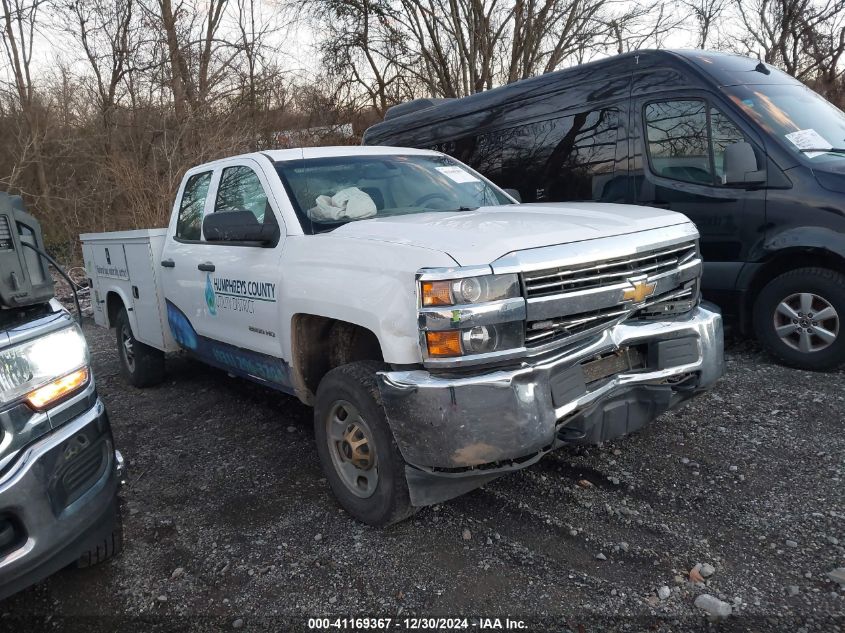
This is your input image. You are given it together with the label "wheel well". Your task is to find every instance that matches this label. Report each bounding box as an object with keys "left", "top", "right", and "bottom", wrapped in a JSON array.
[
  {"left": 106, "top": 292, "right": 126, "bottom": 328},
  {"left": 743, "top": 248, "right": 845, "bottom": 330},
  {"left": 290, "top": 314, "right": 384, "bottom": 405}
]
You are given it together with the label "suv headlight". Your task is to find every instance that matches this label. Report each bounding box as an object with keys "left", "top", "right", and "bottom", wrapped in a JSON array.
[
  {"left": 418, "top": 270, "right": 526, "bottom": 363},
  {"left": 0, "top": 325, "right": 90, "bottom": 410}
]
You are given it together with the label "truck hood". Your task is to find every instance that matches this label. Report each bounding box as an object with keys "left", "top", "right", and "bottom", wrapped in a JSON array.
[{"left": 331, "top": 202, "right": 692, "bottom": 266}]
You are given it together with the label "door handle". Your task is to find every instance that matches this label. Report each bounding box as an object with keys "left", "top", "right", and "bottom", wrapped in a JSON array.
[
  {"left": 161, "top": 259, "right": 175, "bottom": 268},
  {"left": 197, "top": 262, "right": 215, "bottom": 272}
]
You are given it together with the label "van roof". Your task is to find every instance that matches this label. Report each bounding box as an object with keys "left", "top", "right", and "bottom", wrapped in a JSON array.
[{"left": 363, "top": 49, "right": 798, "bottom": 144}]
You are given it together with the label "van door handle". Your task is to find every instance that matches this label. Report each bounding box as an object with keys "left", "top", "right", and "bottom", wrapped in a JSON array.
[
  {"left": 197, "top": 262, "right": 215, "bottom": 272},
  {"left": 161, "top": 259, "right": 175, "bottom": 268}
]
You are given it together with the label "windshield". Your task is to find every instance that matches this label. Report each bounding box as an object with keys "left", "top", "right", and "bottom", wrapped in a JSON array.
[
  {"left": 275, "top": 154, "right": 514, "bottom": 233},
  {"left": 724, "top": 84, "right": 845, "bottom": 163}
]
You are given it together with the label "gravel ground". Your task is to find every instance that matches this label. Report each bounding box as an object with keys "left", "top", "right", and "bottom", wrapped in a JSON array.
[{"left": 1, "top": 320, "right": 843, "bottom": 632}]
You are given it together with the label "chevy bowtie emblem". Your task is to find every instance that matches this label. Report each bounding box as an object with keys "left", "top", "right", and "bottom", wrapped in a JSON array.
[{"left": 623, "top": 280, "right": 656, "bottom": 303}]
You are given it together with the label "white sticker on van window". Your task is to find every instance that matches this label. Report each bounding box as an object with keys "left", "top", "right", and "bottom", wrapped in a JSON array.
[
  {"left": 436, "top": 166, "right": 480, "bottom": 183},
  {"left": 785, "top": 129, "right": 832, "bottom": 158}
]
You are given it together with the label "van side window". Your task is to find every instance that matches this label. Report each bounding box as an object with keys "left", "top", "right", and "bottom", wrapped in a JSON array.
[
  {"left": 175, "top": 171, "right": 212, "bottom": 241},
  {"left": 432, "top": 130, "right": 504, "bottom": 182},
  {"left": 645, "top": 100, "right": 712, "bottom": 185},
  {"left": 215, "top": 166, "right": 273, "bottom": 224},
  {"left": 645, "top": 100, "right": 748, "bottom": 186},
  {"left": 500, "top": 108, "right": 621, "bottom": 202},
  {"left": 711, "top": 106, "right": 746, "bottom": 181}
]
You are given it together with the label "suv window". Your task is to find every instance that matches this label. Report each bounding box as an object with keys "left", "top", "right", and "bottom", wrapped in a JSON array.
[
  {"left": 645, "top": 99, "right": 747, "bottom": 185},
  {"left": 175, "top": 171, "right": 212, "bottom": 241},
  {"left": 215, "top": 166, "right": 271, "bottom": 222}
]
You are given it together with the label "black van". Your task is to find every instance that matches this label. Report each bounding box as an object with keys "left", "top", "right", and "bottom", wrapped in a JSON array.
[{"left": 363, "top": 49, "right": 845, "bottom": 370}]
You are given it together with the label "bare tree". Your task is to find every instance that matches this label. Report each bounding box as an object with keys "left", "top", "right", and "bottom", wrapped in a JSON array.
[
  {"left": 1, "top": 0, "right": 50, "bottom": 199},
  {"left": 733, "top": 0, "right": 845, "bottom": 80},
  {"left": 680, "top": 0, "right": 727, "bottom": 48},
  {"left": 302, "top": 0, "right": 669, "bottom": 111},
  {"left": 61, "top": 0, "right": 139, "bottom": 152}
]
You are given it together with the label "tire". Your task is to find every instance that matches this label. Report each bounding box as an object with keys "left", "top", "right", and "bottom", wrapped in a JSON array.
[
  {"left": 314, "top": 361, "right": 416, "bottom": 526},
  {"left": 115, "top": 308, "right": 165, "bottom": 387},
  {"left": 76, "top": 505, "right": 124, "bottom": 568},
  {"left": 753, "top": 267, "right": 845, "bottom": 370}
]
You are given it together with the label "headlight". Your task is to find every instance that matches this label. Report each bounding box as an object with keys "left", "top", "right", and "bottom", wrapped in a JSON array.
[
  {"left": 425, "top": 322, "right": 524, "bottom": 358},
  {"left": 0, "top": 325, "right": 90, "bottom": 409},
  {"left": 418, "top": 270, "right": 526, "bottom": 362},
  {"left": 421, "top": 274, "right": 519, "bottom": 306}
]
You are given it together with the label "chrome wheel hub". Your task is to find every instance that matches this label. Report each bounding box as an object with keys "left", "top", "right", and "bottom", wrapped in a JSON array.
[
  {"left": 773, "top": 292, "right": 839, "bottom": 353},
  {"left": 326, "top": 400, "right": 378, "bottom": 498}
]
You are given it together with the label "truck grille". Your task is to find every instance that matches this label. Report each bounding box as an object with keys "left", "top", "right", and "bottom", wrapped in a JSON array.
[
  {"left": 523, "top": 240, "right": 699, "bottom": 349},
  {"left": 523, "top": 241, "right": 697, "bottom": 298},
  {"left": 526, "top": 306, "right": 629, "bottom": 346}
]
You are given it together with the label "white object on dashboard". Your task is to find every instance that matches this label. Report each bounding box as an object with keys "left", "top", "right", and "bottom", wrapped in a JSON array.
[{"left": 309, "top": 187, "right": 377, "bottom": 221}]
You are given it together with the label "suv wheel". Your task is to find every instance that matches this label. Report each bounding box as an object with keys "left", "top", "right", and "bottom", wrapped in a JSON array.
[
  {"left": 753, "top": 267, "right": 845, "bottom": 370},
  {"left": 314, "top": 361, "right": 416, "bottom": 526},
  {"left": 115, "top": 308, "right": 165, "bottom": 387}
]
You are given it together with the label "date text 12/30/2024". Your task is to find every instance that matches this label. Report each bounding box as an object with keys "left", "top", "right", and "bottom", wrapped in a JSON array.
[{"left": 307, "top": 618, "right": 528, "bottom": 630}]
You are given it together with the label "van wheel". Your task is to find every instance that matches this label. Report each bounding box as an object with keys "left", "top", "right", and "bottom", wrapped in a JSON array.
[
  {"left": 753, "top": 267, "right": 845, "bottom": 370},
  {"left": 314, "top": 361, "right": 416, "bottom": 526},
  {"left": 115, "top": 308, "right": 165, "bottom": 387}
]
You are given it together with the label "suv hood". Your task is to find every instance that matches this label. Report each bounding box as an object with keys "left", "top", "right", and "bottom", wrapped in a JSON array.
[{"left": 331, "top": 202, "right": 692, "bottom": 266}]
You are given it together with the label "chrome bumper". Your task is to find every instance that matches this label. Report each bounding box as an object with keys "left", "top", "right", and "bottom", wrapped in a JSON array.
[
  {"left": 377, "top": 303, "right": 723, "bottom": 479},
  {"left": 0, "top": 396, "right": 119, "bottom": 601}
]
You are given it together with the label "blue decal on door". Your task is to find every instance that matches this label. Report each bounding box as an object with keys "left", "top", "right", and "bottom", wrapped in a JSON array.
[
  {"left": 205, "top": 274, "right": 217, "bottom": 316},
  {"left": 167, "top": 301, "right": 198, "bottom": 350},
  {"left": 165, "top": 300, "right": 290, "bottom": 391}
]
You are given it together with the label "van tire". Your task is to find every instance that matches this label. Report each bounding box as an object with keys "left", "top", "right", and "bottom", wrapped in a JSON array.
[
  {"left": 115, "top": 308, "right": 165, "bottom": 387},
  {"left": 753, "top": 267, "right": 845, "bottom": 370},
  {"left": 76, "top": 505, "right": 124, "bottom": 568},
  {"left": 314, "top": 361, "right": 416, "bottom": 526}
]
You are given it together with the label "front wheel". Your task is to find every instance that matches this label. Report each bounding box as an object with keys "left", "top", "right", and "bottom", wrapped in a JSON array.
[
  {"left": 76, "top": 504, "right": 124, "bottom": 568},
  {"left": 115, "top": 308, "right": 165, "bottom": 387},
  {"left": 753, "top": 267, "right": 845, "bottom": 370},
  {"left": 314, "top": 361, "right": 416, "bottom": 526}
]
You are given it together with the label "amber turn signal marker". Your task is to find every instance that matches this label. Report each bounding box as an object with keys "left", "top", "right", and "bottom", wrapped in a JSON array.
[
  {"left": 425, "top": 331, "right": 462, "bottom": 357},
  {"left": 421, "top": 280, "right": 452, "bottom": 306},
  {"left": 26, "top": 366, "right": 89, "bottom": 410}
]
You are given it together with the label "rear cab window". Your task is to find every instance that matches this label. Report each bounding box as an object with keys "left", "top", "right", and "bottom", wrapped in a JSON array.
[
  {"left": 213, "top": 165, "right": 279, "bottom": 234},
  {"left": 175, "top": 171, "right": 212, "bottom": 241}
]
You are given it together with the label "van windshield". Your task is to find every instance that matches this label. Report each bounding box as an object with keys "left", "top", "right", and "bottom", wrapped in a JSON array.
[
  {"left": 724, "top": 84, "right": 845, "bottom": 163},
  {"left": 275, "top": 154, "right": 514, "bottom": 233}
]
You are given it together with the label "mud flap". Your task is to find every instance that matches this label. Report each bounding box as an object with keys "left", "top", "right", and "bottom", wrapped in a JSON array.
[{"left": 404, "top": 466, "right": 505, "bottom": 507}]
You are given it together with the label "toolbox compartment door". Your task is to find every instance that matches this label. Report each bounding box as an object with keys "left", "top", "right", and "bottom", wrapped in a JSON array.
[{"left": 124, "top": 242, "right": 169, "bottom": 350}]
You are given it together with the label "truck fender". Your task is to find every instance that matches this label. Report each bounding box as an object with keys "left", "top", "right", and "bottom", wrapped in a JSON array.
[{"left": 104, "top": 287, "right": 139, "bottom": 336}]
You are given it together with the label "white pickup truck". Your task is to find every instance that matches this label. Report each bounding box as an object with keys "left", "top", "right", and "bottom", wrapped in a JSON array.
[{"left": 82, "top": 146, "right": 723, "bottom": 525}]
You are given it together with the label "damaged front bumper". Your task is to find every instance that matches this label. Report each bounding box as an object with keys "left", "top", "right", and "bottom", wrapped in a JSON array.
[{"left": 376, "top": 303, "right": 723, "bottom": 506}]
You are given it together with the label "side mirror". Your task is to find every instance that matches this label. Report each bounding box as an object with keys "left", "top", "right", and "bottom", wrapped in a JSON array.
[
  {"left": 503, "top": 188, "right": 522, "bottom": 203},
  {"left": 724, "top": 142, "right": 766, "bottom": 185},
  {"left": 203, "top": 210, "right": 278, "bottom": 245}
]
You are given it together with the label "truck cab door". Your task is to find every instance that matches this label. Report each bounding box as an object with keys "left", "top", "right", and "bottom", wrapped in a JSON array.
[
  {"left": 160, "top": 159, "right": 290, "bottom": 391},
  {"left": 632, "top": 95, "right": 767, "bottom": 305}
]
